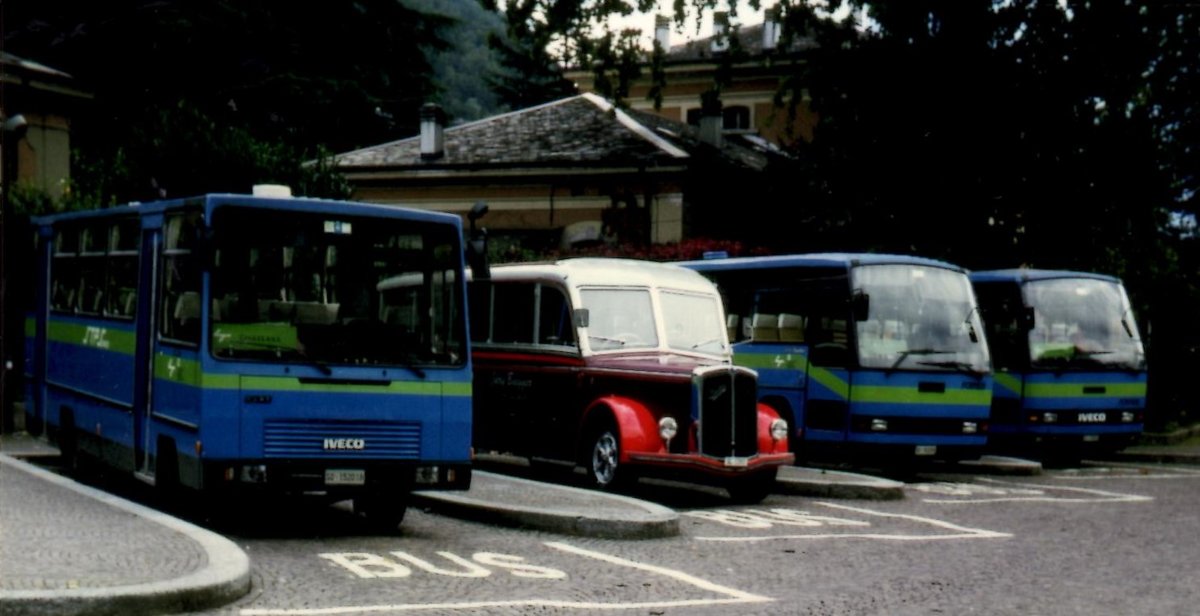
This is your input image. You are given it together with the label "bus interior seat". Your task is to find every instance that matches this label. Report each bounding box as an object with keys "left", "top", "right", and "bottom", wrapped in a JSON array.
[
  {"left": 174, "top": 292, "right": 202, "bottom": 324},
  {"left": 295, "top": 302, "right": 339, "bottom": 325},
  {"left": 778, "top": 313, "right": 805, "bottom": 342},
  {"left": 750, "top": 313, "right": 779, "bottom": 342}
]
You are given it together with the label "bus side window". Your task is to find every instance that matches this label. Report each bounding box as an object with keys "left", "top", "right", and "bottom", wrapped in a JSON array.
[
  {"left": 78, "top": 225, "right": 106, "bottom": 315},
  {"left": 491, "top": 283, "right": 535, "bottom": 344},
  {"left": 51, "top": 227, "right": 81, "bottom": 312},
  {"left": 538, "top": 285, "right": 575, "bottom": 347},
  {"left": 161, "top": 212, "right": 203, "bottom": 345}
]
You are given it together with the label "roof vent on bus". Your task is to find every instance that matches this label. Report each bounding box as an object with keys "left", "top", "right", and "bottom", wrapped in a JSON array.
[{"left": 252, "top": 184, "right": 293, "bottom": 198}]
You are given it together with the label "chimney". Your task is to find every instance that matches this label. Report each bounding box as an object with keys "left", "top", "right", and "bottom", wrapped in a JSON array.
[
  {"left": 710, "top": 11, "right": 730, "bottom": 54},
  {"left": 654, "top": 14, "right": 671, "bottom": 51},
  {"left": 420, "top": 103, "right": 446, "bottom": 160},
  {"left": 762, "top": 5, "right": 781, "bottom": 51},
  {"left": 698, "top": 91, "right": 723, "bottom": 148}
]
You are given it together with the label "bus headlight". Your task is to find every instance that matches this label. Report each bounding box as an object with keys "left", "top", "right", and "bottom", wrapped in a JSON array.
[
  {"left": 962, "top": 421, "right": 978, "bottom": 434},
  {"left": 770, "top": 418, "right": 789, "bottom": 442},
  {"left": 871, "top": 418, "right": 889, "bottom": 432},
  {"left": 658, "top": 417, "right": 678, "bottom": 443},
  {"left": 1121, "top": 411, "right": 1136, "bottom": 423},
  {"left": 1043, "top": 412, "right": 1058, "bottom": 423}
]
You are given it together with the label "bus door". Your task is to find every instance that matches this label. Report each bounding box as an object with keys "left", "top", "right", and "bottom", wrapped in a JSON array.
[
  {"left": 132, "top": 223, "right": 158, "bottom": 473},
  {"left": 800, "top": 314, "right": 853, "bottom": 445},
  {"left": 146, "top": 211, "right": 206, "bottom": 479}
]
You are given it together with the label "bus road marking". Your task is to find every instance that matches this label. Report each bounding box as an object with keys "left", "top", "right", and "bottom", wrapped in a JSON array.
[
  {"left": 689, "top": 502, "right": 1011, "bottom": 542},
  {"left": 912, "top": 477, "right": 1153, "bottom": 504},
  {"left": 240, "top": 541, "right": 771, "bottom": 615}
]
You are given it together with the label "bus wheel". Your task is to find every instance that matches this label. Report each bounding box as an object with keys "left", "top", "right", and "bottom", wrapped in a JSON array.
[
  {"left": 57, "top": 409, "right": 78, "bottom": 471},
  {"left": 155, "top": 438, "right": 183, "bottom": 506},
  {"left": 586, "top": 422, "right": 630, "bottom": 491},
  {"left": 726, "top": 470, "right": 777, "bottom": 504},
  {"left": 355, "top": 492, "right": 408, "bottom": 532}
]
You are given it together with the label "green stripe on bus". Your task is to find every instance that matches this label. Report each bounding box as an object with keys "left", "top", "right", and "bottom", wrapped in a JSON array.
[
  {"left": 153, "top": 353, "right": 471, "bottom": 396},
  {"left": 994, "top": 372, "right": 1022, "bottom": 396},
  {"left": 810, "top": 366, "right": 850, "bottom": 399},
  {"left": 850, "top": 386, "right": 991, "bottom": 405},
  {"left": 47, "top": 320, "right": 137, "bottom": 355},
  {"left": 1025, "top": 382, "right": 1147, "bottom": 398},
  {"left": 733, "top": 351, "right": 809, "bottom": 371}
]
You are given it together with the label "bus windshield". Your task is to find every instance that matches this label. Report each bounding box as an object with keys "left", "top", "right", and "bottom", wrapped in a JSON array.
[
  {"left": 209, "top": 207, "right": 466, "bottom": 367},
  {"left": 852, "top": 264, "right": 990, "bottom": 374},
  {"left": 1024, "top": 278, "right": 1145, "bottom": 370},
  {"left": 579, "top": 287, "right": 727, "bottom": 355}
]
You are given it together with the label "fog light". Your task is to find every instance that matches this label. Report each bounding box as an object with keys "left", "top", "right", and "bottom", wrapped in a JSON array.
[
  {"left": 659, "top": 417, "right": 678, "bottom": 443},
  {"left": 1121, "top": 412, "right": 1136, "bottom": 423},
  {"left": 415, "top": 466, "right": 440, "bottom": 485},
  {"left": 770, "top": 418, "right": 789, "bottom": 441},
  {"left": 870, "top": 418, "right": 888, "bottom": 432},
  {"left": 239, "top": 464, "right": 268, "bottom": 483},
  {"left": 962, "top": 421, "right": 978, "bottom": 434},
  {"left": 1043, "top": 412, "right": 1058, "bottom": 423}
]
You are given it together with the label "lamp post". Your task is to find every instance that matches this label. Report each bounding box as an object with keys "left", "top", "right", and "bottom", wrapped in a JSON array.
[{"left": 1, "top": 113, "right": 28, "bottom": 434}]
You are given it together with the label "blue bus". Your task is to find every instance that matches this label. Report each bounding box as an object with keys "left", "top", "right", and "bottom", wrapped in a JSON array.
[
  {"left": 679, "top": 254, "right": 993, "bottom": 463},
  {"left": 970, "top": 269, "right": 1147, "bottom": 459},
  {"left": 24, "top": 191, "right": 482, "bottom": 527}
]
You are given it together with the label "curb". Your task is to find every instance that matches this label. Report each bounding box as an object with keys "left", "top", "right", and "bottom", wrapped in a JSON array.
[
  {"left": 954, "top": 455, "right": 1044, "bottom": 476},
  {"left": 1093, "top": 451, "right": 1200, "bottom": 466},
  {"left": 411, "top": 471, "right": 680, "bottom": 539},
  {"left": 1138, "top": 423, "right": 1200, "bottom": 446},
  {"left": 0, "top": 454, "right": 251, "bottom": 616},
  {"left": 774, "top": 466, "right": 906, "bottom": 500}
]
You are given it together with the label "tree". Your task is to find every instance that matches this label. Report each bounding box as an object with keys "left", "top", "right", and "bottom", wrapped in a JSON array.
[{"left": 3, "top": 0, "right": 450, "bottom": 204}]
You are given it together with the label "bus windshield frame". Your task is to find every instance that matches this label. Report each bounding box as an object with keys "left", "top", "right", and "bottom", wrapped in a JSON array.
[
  {"left": 208, "top": 206, "right": 467, "bottom": 368},
  {"left": 851, "top": 264, "right": 990, "bottom": 375},
  {"left": 1023, "top": 277, "right": 1145, "bottom": 371}
]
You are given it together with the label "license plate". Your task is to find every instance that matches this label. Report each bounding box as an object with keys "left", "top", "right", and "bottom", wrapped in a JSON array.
[
  {"left": 1082, "top": 435, "right": 1100, "bottom": 442},
  {"left": 915, "top": 445, "right": 937, "bottom": 456},
  {"left": 325, "top": 469, "right": 365, "bottom": 486},
  {"left": 724, "top": 456, "right": 749, "bottom": 468}
]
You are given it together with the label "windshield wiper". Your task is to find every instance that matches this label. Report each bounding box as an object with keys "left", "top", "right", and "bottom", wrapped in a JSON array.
[
  {"left": 690, "top": 337, "right": 725, "bottom": 351},
  {"left": 589, "top": 335, "right": 626, "bottom": 347},
  {"left": 888, "top": 348, "right": 953, "bottom": 373},
  {"left": 916, "top": 360, "right": 986, "bottom": 378}
]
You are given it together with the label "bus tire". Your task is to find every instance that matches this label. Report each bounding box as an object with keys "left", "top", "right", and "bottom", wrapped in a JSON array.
[
  {"left": 355, "top": 491, "right": 408, "bottom": 532},
  {"left": 585, "top": 420, "right": 631, "bottom": 491},
  {"left": 155, "top": 437, "right": 184, "bottom": 506},
  {"left": 57, "top": 408, "right": 78, "bottom": 471}
]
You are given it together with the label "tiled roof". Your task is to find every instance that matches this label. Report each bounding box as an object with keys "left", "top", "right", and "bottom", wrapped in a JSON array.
[
  {"left": 332, "top": 94, "right": 689, "bottom": 170},
  {"left": 332, "top": 93, "right": 790, "bottom": 173},
  {"left": 664, "top": 22, "right": 816, "bottom": 62}
]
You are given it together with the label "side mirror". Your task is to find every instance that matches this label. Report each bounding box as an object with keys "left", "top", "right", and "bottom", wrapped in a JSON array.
[
  {"left": 852, "top": 290, "right": 870, "bottom": 322},
  {"left": 1020, "top": 306, "right": 1035, "bottom": 331},
  {"left": 466, "top": 201, "right": 490, "bottom": 279},
  {"left": 573, "top": 308, "right": 590, "bottom": 328}
]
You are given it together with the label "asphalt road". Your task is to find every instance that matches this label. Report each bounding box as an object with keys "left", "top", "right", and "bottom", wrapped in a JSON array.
[{"left": 135, "top": 460, "right": 1200, "bottom": 616}]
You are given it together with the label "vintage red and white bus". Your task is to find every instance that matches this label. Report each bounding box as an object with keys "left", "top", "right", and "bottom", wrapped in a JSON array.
[{"left": 463, "top": 258, "right": 794, "bottom": 502}]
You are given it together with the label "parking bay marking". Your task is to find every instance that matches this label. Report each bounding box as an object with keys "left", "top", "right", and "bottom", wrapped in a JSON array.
[
  {"left": 689, "top": 502, "right": 1012, "bottom": 543},
  {"left": 1055, "top": 462, "right": 1200, "bottom": 480},
  {"left": 911, "top": 477, "right": 1154, "bottom": 504},
  {"left": 240, "top": 541, "right": 772, "bottom": 615}
]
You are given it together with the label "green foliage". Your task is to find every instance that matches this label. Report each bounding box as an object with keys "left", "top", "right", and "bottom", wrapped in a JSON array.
[{"left": 3, "top": 0, "right": 450, "bottom": 205}]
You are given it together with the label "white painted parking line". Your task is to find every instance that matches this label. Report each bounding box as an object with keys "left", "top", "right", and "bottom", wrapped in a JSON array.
[
  {"left": 1056, "top": 462, "right": 1200, "bottom": 480},
  {"left": 689, "top": 502, "right": 1011, "bottom": 542},
  {"left": 913, "top": 477, "right": 1153, "bottom": 504},
  {"left": 240, "top": 542, "right": 772, "bottom": 615}
]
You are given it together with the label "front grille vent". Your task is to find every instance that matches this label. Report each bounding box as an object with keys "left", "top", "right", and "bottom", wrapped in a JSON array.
[
  {"left": 696, "top": 367, "right": 758, "bottom": 458},
  {"left": 263, "top": 419, "right": 421, "bottom": 459}
]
